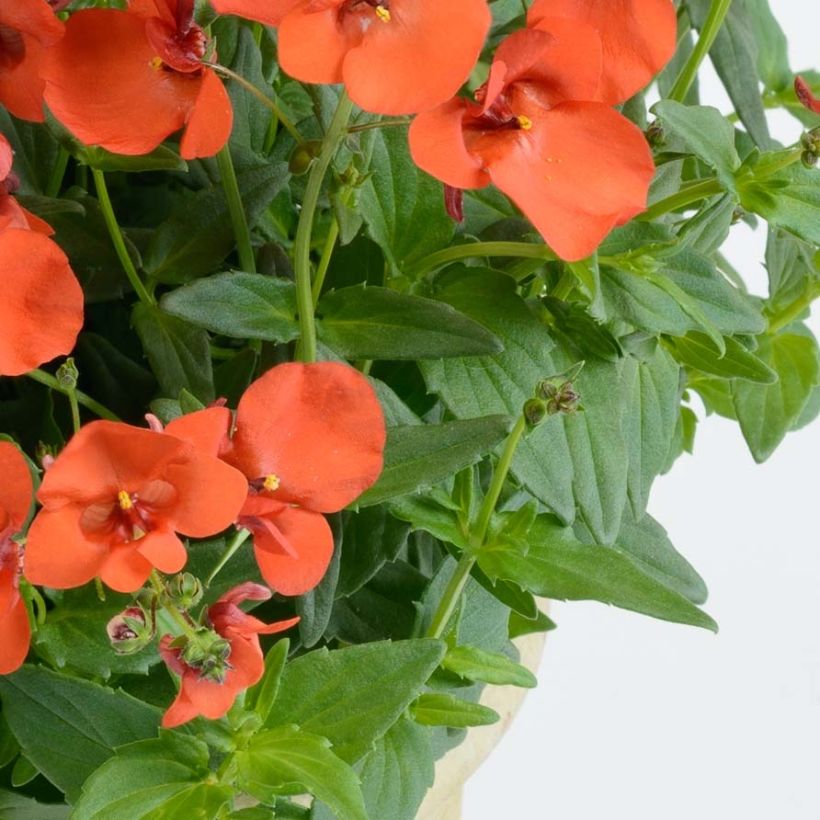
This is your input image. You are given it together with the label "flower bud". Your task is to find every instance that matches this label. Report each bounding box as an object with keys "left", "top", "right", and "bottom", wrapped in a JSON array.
[
  {"left": 535, "top": 363, "right": 583, "bottom": 416},
  {"left": 645, "top": 120, "right": 665, "bottom": 148},
  {"left": 801, "top": 150, "right": 818, "bottom": 170},
  {"left": 289, "top": 140, "right": 322, "bottom": 176},
  {"left": 523, "top": 398, "right": 548, "bottom": 427},
  {"left": 165, "top": 572, "right": 203, "bottom": 610},
  {"left": 107, "top": 606, "right": 155, "bottom": 655},
  {"left": 179, "top": 627, "right": 234, "bottom": 684},
  {"left": 56, "top": 357, "right": 79, "bottom": 390}
]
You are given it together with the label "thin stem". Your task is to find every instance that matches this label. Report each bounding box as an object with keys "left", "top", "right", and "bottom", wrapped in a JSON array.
[
  {"left": 767, "top": 285, "right": 820, "bottom": 334},
  {"left": 425, "top": 414, "right": 528, "bottom": 639},
  {"left": 472, "top": 416, "right": 527, "bottom": 547},
  {"left": 28, "top": 369, "right": 121, "bottom": 421},
  {"left": 640, "top": 177, "right": 723, "bottom": 222},
  {"left": 406, "top": 241, "right": 557, "bottom": 278},
  {"left": 45, "top": 147, "right": 70, "bottom": 199},
  {"left": 551, "top": 269, "right": 576, "bottom": 301},
  {"left": 312, "top": 217, "right": 339, "bottom": 306},
  {"left": 294, "top": 92, "right": 355, "bottom": 363},
  {"left": 668, "top": 0, "right": 734, "bottom": 103},
  {"left": 67, "top": 388, "right": 81, "bottom": 435},
  {"left": 206, "top": 528, "right": 251, "bottom": 587},
  {"left": 150, "top": 571, "right": 199, "bottom": 640},
  {"left": 216, "top": 145, "right": 256, "bottom": 273},
  {"left": 348, "top": 118, "right": 412, "bottom": 134},
  {"left": 425, "top": 553, "right": 477, "bottom": 639},
  {"left": 207, "top": 63, "right": 303, "bottom": 145},
  {"left": 91, "top": 169, "right": 155, "bottom": 306}
]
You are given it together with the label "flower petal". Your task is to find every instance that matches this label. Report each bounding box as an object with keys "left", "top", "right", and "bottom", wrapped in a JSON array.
[
  {"left": 180, "top": 69, "right": 233, "bottom": 160},
  {"left": 24, "top": 507, "right": 108, "bottom": 589},
  {"left": 251, "top": 506, "right": 334, "bottom": 596},
  {"left": 165, "top": 406, "right": 233, "bottom": 458},
  {"left": 0, "top": 33, "right": 51, "bottom": 122},
  {"left": 99, "top": 544, "right": 155, "bottom": 593},
  {"left": 278, "top": 4, "right": 352, "bottom": 86},
  {"left": 0, "top": 229, "right": 83, "bottom": 377},
  {"left": 42, "top": 9, "right": 199, "bottom": 156},
  {"left": 409, "top": 97, "right": 489, "bottom": 189},
  {"left": 484, "top": 102, "right": 654, "bottom": 260},
  {"left": 231, "top": 362, "right": 386, "bottom": 513},
  {"left": 0, "top": 596, "right": 30, "bottom": 675},
  {"left": 342, "top": 0, "right": 491, "bottom": 114},
  {"left": 136, "top": 528, "right": 188, "bottom": 575},
  {"left": 210, "top": 0, "right": 303, "bottom": 26},
  {"left": 527, "top": 0, "right": 676, "bottom": 105},
  {"left": 0, "top": 442, "right": 33, "bottom": 531}
]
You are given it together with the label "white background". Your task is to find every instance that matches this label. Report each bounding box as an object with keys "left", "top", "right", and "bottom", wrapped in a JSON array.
[{"left": 464, "top": 3, "right": 820, "bottom": 818}]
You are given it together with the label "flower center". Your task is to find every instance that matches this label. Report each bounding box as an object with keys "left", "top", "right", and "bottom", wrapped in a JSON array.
[
  {"left": 81, "top": 480, "right": 177, "bottom": 543},
  {"left": 341, "top": 0, "right": 393, "bottom": 25},
  {"left": 262, "top": 474, "right": 281, "bottom": 492}
]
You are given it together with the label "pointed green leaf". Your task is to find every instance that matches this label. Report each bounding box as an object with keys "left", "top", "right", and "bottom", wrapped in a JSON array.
[
  {"left": 410, "top": 694, "right": 499, "bottom": 728},
  {"left": 442, "top": 646, "right": 537, "bottom": 688}
]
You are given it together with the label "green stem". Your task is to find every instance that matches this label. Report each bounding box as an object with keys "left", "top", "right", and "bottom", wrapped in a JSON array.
[
  {"left": 28, "top": 369, "right": 120, "bottom": 421},
  {"left": 206, "top": 528, "right": 251, "bottom": 587},
  {"left": 551, "top": 270, "right": 576, "bottom": 301},
  {"left": 208, "top": 63, "right": 303, "bottom": 145},
  {"left": 67, "top": 387, "right": 81, "bottom": 435},
  {"left": 425, "top": 415, "right": 528, "bottom": 639},
  {"left": 312, "top": 217, "right": 339, "bottom": 306},
  {"left": 216, "top": 145, "right": 256, "bottom": 273},
  {"left": 668, "top": 0, "right": 734, "bottom": 103},
  {"left": 294, "top": 92, "right": 355, "bottom": 363},
  {"left": 406, "top": 241, "right": 556, "bottom": 278},
  {"left": 425, "top": 553, "right": 477, "bottom": 639},
  {"left": 45, "top": 147, "right": 70, "bottom": 198},
  {"left": 150, "top": 571, "right": 199, "bottom": 640},
  {"left": 767, "top": 285, "right": 820, "bottom": 334},
  {"left": 348, "top": 117, "right": 412, "bottom": 134},
  {"left": 92, "top": 169, "right": 155, "bottom": 306},
  {"left": 640, "top": 177, "right": 723, "bottom": 221}
]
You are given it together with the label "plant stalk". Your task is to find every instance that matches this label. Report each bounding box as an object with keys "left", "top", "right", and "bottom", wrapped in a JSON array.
[
  {"left": 294, "top": 92, "right": 355, "bottom": 362},
  {"left": 216, "top": 144, "right": 256, "bottom": 273},
  {"left": 640, "top": 177, "right": 724, "bottom": 221},
  {"left": 27, "top": 369, "right": 120, "bottom": 421},
  {"left": 92, "top": 168, "right": 155, "bottom": 306},
  {"left": 406, "top": 241, "right": 557, "bottom": 278},
  {"left": 206, "top": 528, "right": 252, "bottom": 587}
]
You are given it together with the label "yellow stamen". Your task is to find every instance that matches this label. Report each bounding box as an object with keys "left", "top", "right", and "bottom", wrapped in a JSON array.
[
  {"left": 263, "top": 474, "right": 281, "bottom": 492},
  {"left": 149, "top": 56, "right": 163, "bottom": 71},
  {"left": 118, "top": 490, "right": 133, "bottom": 511},
  {"left": 375, "top": 5, "right": 391, "bottom": 22},
  {"left": 517, "top": 115, "right": 533, "bottom": 131}
]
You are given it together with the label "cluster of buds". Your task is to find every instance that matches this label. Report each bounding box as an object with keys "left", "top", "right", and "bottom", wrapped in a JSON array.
[
  {"left": 800, "top": 128, "right": 820, "bottom": 169},
  {"left": 524, "top": 362, "right": 584, "bottom": 428},
  {"left": 164, "top": 572, "right": 203, "bottom": 611},
  {"left": 172, "top": 627, "right": 233, "bottom": 684}
]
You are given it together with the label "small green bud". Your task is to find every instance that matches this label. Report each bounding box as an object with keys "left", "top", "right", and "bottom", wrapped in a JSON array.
[
  {"left": 523, "top": 398, "right": 548, "bottom": 427},
  {"left": 56, "top": 357, "right": 79, "bottom": 390},
  {"left": 288, "top": 140, "right": 321, "bottom": 175},
  {"left": 107, "top": 606, "right": 155, "bottom": 655},
  {"left": 801, "top": 150, "right": 818, "bottom": 170},
  {"left": 645, "top": 120, "right": 665, "bottom": 148},
  {"left": 180, "top": 628, "right": 234, "bottom": 684},
  {"left": 165, "top": 572, "right": 203, "bottom": 610}
]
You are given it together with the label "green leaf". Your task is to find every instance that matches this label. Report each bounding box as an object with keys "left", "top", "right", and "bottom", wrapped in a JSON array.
[
  {"left": 247, "top": 638, "right": 290, "bottom": 725},
  {"left": 161, "top": 273, "right": 299, "bottom": 343},
  {"left": 0, "top": 790, "right": 69, "bottom": 820},
  {"left": 745, "top": 0, "right": 791, "bottom": 92},
  {"left": 410, "top": 694, "right": 499, "bottom": 728},
  {"left": 765, "top": 229, "right": 819, "bottom": 312},
  {"left": 357, "top": 718, "right": 434, "bottom": 820},
  {"left": 686, "top": 0, "right": 771, "bottom": 147},
  {"left": 232, "top": 726, "right": 366, "bottom": 820},
  {"left": 358, "top": 126, "right": 454, "bottom": 273},
  {"left": 622, "top": 346, "right": 682, "bottom": 517},
  {"left": 602, "top": 251, "right": 765, "bottom": 339},
  {"left": 420, "top": 267, "right": 629, "bottom": 536},
  {"left": 477, "top": 515, "right": 717, "bottom": 631},
  {"left": 144, "top": 162, "right": 290, "bottom": 284},
  {"left": 652, "top": 101, "right": 741, "bottom": 189},
  {"left": 72, "top": 734, "right": 232, "bottom": 820},
  {"left": 337, "top": 507, "right": 411, "bottom": 596},
  {"left": 441, "top": 646, "right": 537, "bottom": 688},
  {"left": 266, "top": 640, "right": 446, "bottom": 763},
  {"left": 11, "top": 756, "right": 38, "bottom": 787},
  {"left": 34, "top": 586, "right": 159, "bottom": 679},
  {"left": 132, "top": 303, "right": 214, "bottom": 402},
  {"left": 668, "top": 332, "right": 778, "bottom": 383},
  {"left": 732, "top": 331, "right": 820, "bottom": 462},
  {"left": 357, "top": 416, "right": 512, "bottom": 508},
  {"left": 0, "top": 666, "right": 160, "bottom": 801},
  {"left": 316, "top": 286, "right": 502, "bottom": 360},
  {"left": 742, "top": 163, "right": 820, "bottom": 246}
]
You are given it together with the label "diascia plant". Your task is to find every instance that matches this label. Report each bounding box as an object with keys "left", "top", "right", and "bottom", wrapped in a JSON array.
[{"left": 0, "top": 0, "right": 818, "bottom": 816}]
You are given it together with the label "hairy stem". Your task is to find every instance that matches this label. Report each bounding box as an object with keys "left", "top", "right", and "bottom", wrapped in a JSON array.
[
  {"left": 294, "top": 92, "right": 355, "bottom": 362},
  {"left": 406, "top": 241, "right": 557, "bottom": 278},
  {"left": 28, "top": 369, "right": 120, "bottom": 421},
  {"left": 216, "top": 144, "right": 256, "bottom": 273},
  {"left": 640, "top": 178, "right": 724, "bottom": 222}
]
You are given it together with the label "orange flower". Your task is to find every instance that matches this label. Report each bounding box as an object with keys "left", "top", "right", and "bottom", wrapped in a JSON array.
[
  {"left": 24, "top": 420, "right": 248, "bottom": 593},
  {"left": 0, "top": 135, "right": 83, "bottom": 376},
  {"left": 41, "top": 0, "right": 232, "bottom": 158},
  {"left": 409, "top": 0, "right": 676, "bottom": 261},
  {"left": 166, "top": 362, "right": 386, "bottom": 596},
  {"left": 211, "top": 0, "right": 490, "bottom": 115},
  {"left": 0, "top": 442, "right": 34, "bottom": 675},
  {"left": 0, "top": 0, "right": 63, "bottom": 122},
  {"left": 160, "top": 582, "right": 298, "bottom": 728}
]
